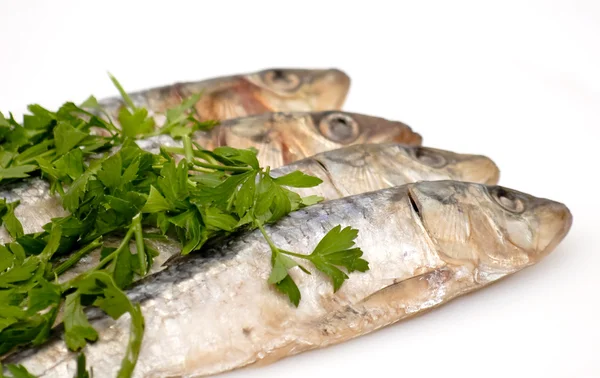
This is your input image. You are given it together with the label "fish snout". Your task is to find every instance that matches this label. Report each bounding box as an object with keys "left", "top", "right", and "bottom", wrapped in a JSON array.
[
  {"left": 392, "top": 125, "right": 422, "bottom": 146},
  {"left": 358, "top": 117, "right": 421, "bottom": 146},
  {"left": 309, "top": 69, "right": 351, "bottom": 110},
  {"left": 530, "top": 200, "right": 573, "bottom": 262},
  {"left": 456, "top": 155, "right": 501, "bottom": 185}
]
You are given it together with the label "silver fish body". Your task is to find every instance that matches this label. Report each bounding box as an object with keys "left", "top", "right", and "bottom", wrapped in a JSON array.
[{"left": 6, "top": 181, "right": 572, "bottom": 377}]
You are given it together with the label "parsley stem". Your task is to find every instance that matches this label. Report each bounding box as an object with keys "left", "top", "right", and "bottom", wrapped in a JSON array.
[
  {"left": 191, "top": 141, "right": 219, "bottom": 165},
  {"left": 190, "top": 166, "right": 213, "bottom": 173},
  {"left": 132, "top": 213, "right": 147, "bottom": 276},
  {"left": 161, "top": 146, "right": 226, "bottom": 167},
  {"left": 93, "top": 226, "right": 135, "bottom": 272},
  {"left": 183, "top": 136, "right": 194, "bottom": 163},
  {"left": 278, "top": 249, "right": 311, "bottom": 260},
  {"left": 161, "top": 146, "right": 191, "bottom": 155},
  {"left": 193, "top": 160, "right": 252, "bottom": 172},
  {"left": 51, "top": 237, "right": 103, "bottom": 278},
  {"left": 109, "top": 73, "right": 136, "bottom": 110},
  {"left": 257, "top": 222, "right": 279, "bottom": 256}
]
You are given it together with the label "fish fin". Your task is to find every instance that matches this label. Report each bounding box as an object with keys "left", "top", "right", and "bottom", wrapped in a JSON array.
[
  {"left": 309, "top": 267, "right": 457, "bottom": 344},
  {"left": 359, "top": 267, "right": 453, "bottom": 309}
]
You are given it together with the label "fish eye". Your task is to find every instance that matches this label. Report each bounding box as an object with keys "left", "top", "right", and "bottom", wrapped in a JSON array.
[
  {"left": 261, "top": 69, "right": 302, "bottom": 92},
  {"left": 412, "top": 148, "right": 447, "bottom": 168},
  {"left": 318, "top": 113, "right": 360, "bottom": 144},
  {"left": 489, "top": 187, "right": 526, "bottom": 214}
]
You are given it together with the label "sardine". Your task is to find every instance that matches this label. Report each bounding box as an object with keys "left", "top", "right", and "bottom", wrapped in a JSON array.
[
  {"left": 142, "top": 111, "right": 422, "bottom": 168},
  {"left": 272, "top": 143, "right": 500, "bottom": 199},
  {"left": 99, "top": 69, "right": 351, "bottom": 123},
  {"left": 7, "top": 181, "right": 572, "bottom": 377},
  {"left": 0, "top": 143, "right": 496, "bottom": 248}
]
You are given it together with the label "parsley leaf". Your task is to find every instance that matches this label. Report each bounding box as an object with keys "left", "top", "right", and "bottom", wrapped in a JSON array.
[
  {"left": 275, "top": 275, "right": 301, "bottom": 307},
  {"left": 305, "top": 225, "right": 369, "bottom": 291},
  {"left": 273, "top": 170, "right": 323, "bottom": 188},
  {"left": 311, "top": 225, "right": 359, "bottom": 256},
  {"left": 0, "top": 200, "right": 24, "bottom": 239},
  {"left": 300, "top": 195, "right": 324, "bottom": 206},
  {"left": 54, "top": 122, "right": 88, "bottom": 156},
  {"left": 141, "top": 186, "right": 174, "bottom": 213},
  {"left": 118, "top": 108, "right": 155, "bottom": 138},
  {"left": 268, "top": 253, "right": 301, "bottom": 284},
  {"left": 0, "top": 165, "right": 38, "bottom": 180},
  {"left": 64, "top": 292, "right": 99, "bottom": 351}
]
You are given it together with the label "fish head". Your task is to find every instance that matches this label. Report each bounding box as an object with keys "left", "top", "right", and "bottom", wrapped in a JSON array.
[
  {"left": 244, "top": 68, "right": 351, "bottom": 111},
  {"left": 407, "top": 181, "right": 572, "bottom": 282},
  {"left": 401, "top": 146, "right": 500, "bottom": 184},
  {"left": 277, "top": 112, "right": 421, "bottom": 162},
  {"left": 312, "top": 112, "right": 422, "bottom": 145}
]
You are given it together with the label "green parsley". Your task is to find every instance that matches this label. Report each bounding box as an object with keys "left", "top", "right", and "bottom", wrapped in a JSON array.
[
  {"left": 0, "top": 75, "right": 370, "bottom": 377},
  {"left": 261, "top": 224, "right": 369, "bottom": 306}
]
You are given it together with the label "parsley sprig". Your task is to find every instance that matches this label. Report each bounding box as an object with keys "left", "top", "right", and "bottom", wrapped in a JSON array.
[
  {"left": 0, "top": 76, "right": 369, "bottom": 377},
  {"left": 260, "top": 224, "right": 369, "bottom": 306}
]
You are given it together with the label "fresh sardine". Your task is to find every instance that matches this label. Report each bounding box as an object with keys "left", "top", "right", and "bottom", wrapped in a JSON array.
[
  {"left": 272, "top": 143, "right": 500, "bottom": 199},
  {"left": 141, "top": 111, "right": 422, "bottom": 168},
  {"left": 99, "top": 69, "right": 351, "bottom": 123},
  {"left": 6, "top": 181, "right": 572, "bottom": 377}
]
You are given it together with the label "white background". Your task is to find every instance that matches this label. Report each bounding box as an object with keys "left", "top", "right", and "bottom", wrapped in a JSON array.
[{"left": 1, "top": 1, "right": 599, "bottom": 377}]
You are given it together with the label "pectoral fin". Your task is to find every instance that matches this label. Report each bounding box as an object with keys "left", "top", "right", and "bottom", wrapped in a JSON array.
[{"left": 359, "top": 267, "right": 452, "bottom": 310}]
